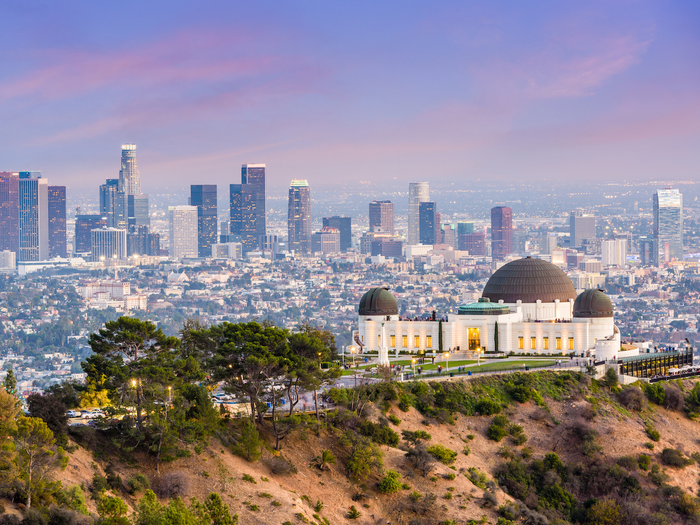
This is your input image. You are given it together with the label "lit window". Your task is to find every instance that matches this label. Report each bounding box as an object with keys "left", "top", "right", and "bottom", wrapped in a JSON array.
[
  {"left": 543, "top": 337, "right": 549, "bottom": 350},
  {"left": 531, "top": 337, "right": 536, "bottom": 350},
  {"left": 378, "top": 335, "right": 381, "bottom": 346},
  {"left": 414, "top": 335, "right": 420, "bottom": 348},
  {"left": 568, "top": 337, "right": 574, "bottom": 350},
  {"left": 390, "top": 335, "right": 396, "bottom": 348},
  {"left": 556, "top": 337, "right": 561, "bottom": 350},
  {"left": 518, "top": 336, "right": 524, "bottom": 350},
  {"left": 426, "top": 336, "right": 432, "bottom": 348},
  {"left": 402, "top": 335, "right": 408, "bottom": 348}
]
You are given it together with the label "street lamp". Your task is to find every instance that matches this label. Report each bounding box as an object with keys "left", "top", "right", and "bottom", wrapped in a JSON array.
[
  {"left": 412, "top": 358, "right": 416, "bottom": 375},
  {"left": 350, "top": 346, "right": 357, "bottom": 367},
  {"left": 318, "top": 352, "right": 322, "bottom": 370},
  {"left": 443, "top": 352, "right": 450, "bottom": 371}
]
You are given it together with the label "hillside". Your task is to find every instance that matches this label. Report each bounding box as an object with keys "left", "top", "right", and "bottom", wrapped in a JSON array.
[{"left": 6, "top": 370, "right": 700, "bottom": 525}]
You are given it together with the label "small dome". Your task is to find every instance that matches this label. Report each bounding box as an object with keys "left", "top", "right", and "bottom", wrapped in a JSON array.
[
  {"left": 458, "top": 298, "right": 511, "bottom": 316},
  {"left": 358, "top": 287, "right": 398, "bottom": 316},
  {"left": 482, "top": 257, "right": 577, "bottom": 304},
  {"left": 574, "top": 289, "right": 613, "bottom": 318}
]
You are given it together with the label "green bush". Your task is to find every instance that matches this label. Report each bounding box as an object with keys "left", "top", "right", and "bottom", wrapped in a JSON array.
[
  {"left": 487, "top": 415, "right": 510, "bottom": 442},
  {"left": 427, "top": 444, "right": 458, "bottom": 465},
  {"left": 660, "top": 448, "right": 693, "bottom": 468},
  {"left": 398, "top": 394, "right": 412, "bottom": 412},
  {"left": 466, "top": 467, "right": 488, "bottom": 489},
  {"left": 637, "top": 454, "right": 651, "bottom": 470},
  {"left": 358, "top": 420, "right": 400, "bottom": 447},
  {"left": 474, "top": 399, "right": 501, "bottom": 415},
  {"left": 402, "top": 429, "right": 432, "bottom": 445},
  {"left": 508, "top": 384, "right": 532, "bottom": 403},
  {"left": 378, "top": 470, "right": 402, "bottom": 494},
  {"left": 645, "top": 383, "right": 665, "bottom": 405},
  {"left": 388, "top": 414, "right": 401, "bottom": 426},
  {"left": 645, "top": 425, "right": 660, "bottom": 442},
  {"left": 127, "top": 473, "right": 150, "bottom": 494}
]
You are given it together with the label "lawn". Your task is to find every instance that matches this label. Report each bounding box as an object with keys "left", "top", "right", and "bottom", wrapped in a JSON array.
[{"left": 453, "top": 359, "right": 557, "bottom": 373}]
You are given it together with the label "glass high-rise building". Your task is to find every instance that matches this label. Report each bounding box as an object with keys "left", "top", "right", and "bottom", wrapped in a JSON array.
[
  {"left": 229, "top": 164, "right": 265, "bottom": 252},
  {"left": 119, "top": 144, "right": 141, "bottom": 195},
  {"left": 491, "top": 206, "right": 513, "bottom": 260},
  {"left": 91, "top": 228, "right": 127, "bottom": 262},
  {"left": 0, "top": 172, "right": 19, "bottom": 256},
  {"left": 369, "top": 200, "right": 394, "bottom": 235},
  {"left": 288, "top": 179, "right": 311, "bottom": 254},
  {"left": 128, "top": 194, "right": 150, "bottom": 229},
  {"left": 18, "top": 177, "right": 48, "bottom": 262},
  {"left": 653, "top": 188, "right": 683, "bottom": 266},
  {"left": 191, "top": 185, "right": 217, "bottom": 257},
  {"left": 48, "top": 186, "right": 67, "bottom": 258},
  {"left": 322, "top": 216, "right": 352, "bottom": 252},
  {"left": 169, "top": 205, "right": 198, "bottom": 259},
  {"left": 408, "top": 182, "right": 430, "bottom": 245},
  {"left": 75, "top": 215, "right": 107, "bottom": 255},
  {"left": 569, "top": 211, "right": 596, "bottom": 247},
  {"left": 100, "top": 179, "right": 120, "bottom": 228},
  {"left": 418, "top": 201, "right": 436, "bottom": 245}
]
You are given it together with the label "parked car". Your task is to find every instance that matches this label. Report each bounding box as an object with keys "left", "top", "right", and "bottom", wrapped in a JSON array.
[
  {"left": 66, "top": 410, "right": 81, "bottom": 418},
  {"left": 83, "top": 409, "right": 104, "bottom": 419}
]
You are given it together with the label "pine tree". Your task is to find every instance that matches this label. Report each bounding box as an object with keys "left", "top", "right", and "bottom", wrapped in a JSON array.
[{"left": 3, "top": 369, "right": 16, "bottom": 395}]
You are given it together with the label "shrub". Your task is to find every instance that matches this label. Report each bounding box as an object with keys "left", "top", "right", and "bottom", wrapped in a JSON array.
[
  {"left": 154, "top": 471, "right": 189, "bottom": 499},
  {"left": 618, "top": 387, "right": 647, "bottom": 411},
  {"left": 313, "top": 449, "right": 336, "bottom": 471},
  {"left": 603, "top": 368, "right": 619, "bottom": 389},
  {"left": 265, "top": 455, "right": 298, "bottom": 475},
  {"left": 243, "top": 473, "right": 256, "bottom": 483},
  {"left": 474, "top": 399, "right": 501, "bottom": 415},
  {"left": 645, "top": 425, "right": 660, "bottom": 442},
  {"left": 617, "top": 456, "right": 637, "bottom": 471},
  {"left": 233, "top": 420, "right": 263, "bottom": 461},
  {"left": 402, "top": 429, "right": 432, "bottom": 445},
  {"left": 406, "top": 444, "right": 437, "bottom": 477},
  {"left": 466, "top": 467, "right": 488, "bottom": 489},
  {"left": 660, "top": 448, "right": 693, "bottom": 468},
  {"left": 358, "top": 420, "right": 400, "bottom": 447},
  {"left": 508, "top": 384, "right": 532, "bottom": 403},
  {"left": 637, "top": 454, "right": 651, "bottom": 470},
  {"left": 482, "top": 491, "right": 498, "bottom": 508},
  {"left": 398, "top": 394, "right": 412, "bottom": 412},
  {"left": 347, "top": 505, "right": 361, "bottom": 519},
  {"left": 388, "top": 414, "right": 401, "bottom": 426},
  {"left": 663, "top": 385, "right": 684, "bottom": 411},
  {"left": 648, "top": 464, "right": 669, "bottom": 485},
  {"left": 444, "top": 472, "right": 456, "bottom": 480},
  {"left": 378, "top": 470, "right": 402, "bottom": 494},
  {"left": 645, "top": 383, "right": 665, "bottom": 405},
  {"left": 127, "top": 473, "right": 151, "bottom": 494},
  {"left": 487, "top": 415, "right": 510, "bottom": 442},
  {"left": 427, "top": 444, "right": 458, "bottom": 465}
]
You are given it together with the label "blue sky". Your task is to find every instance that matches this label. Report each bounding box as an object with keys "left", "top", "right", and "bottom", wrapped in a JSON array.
[{"left": 1, "top": 1, "right": 698, "bottom": 190}]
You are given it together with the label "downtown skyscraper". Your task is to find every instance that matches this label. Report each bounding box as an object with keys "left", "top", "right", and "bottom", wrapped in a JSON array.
[
  {"left": 288, "top": 179, "right": 311, "bottom": 255},
  {"left": 230, "top": 163, "right": 266, "bottom": 252},
  {"left": 418, "top": 201, "right": 436, "bottom": 245},
  {"left": 18, "top": 174, "right": 48, "bottom": 262},
  {"left": 491, "top": 206, "right": 513, "bottom": 260},
  {"left": 653, "top": 188, "right": 683, "bottom": 266},
  {"left": 369, "top": 200, "right": 394, "bottom": 235},
  {"left": 48, "top": 186, "right": 67, "bottom": 258},
  {"left": 408, "top": 182, "right": 430, "bottom": 245},
  {"left": 190, "top": 185, "right": 217, "bottom": 257}
]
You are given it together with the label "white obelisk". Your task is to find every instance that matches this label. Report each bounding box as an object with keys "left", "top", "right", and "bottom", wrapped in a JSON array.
[{"left": 378, "top": 322, "right": 390, "bottom": 366}]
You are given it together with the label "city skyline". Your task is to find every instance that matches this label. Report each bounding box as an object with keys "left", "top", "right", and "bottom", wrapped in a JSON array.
[{"left": 0, "top": 2, "right": 698, "bottom": 189}]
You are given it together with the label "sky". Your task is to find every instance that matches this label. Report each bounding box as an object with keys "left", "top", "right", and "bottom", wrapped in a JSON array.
[{"left": 1, "top": 0, "right": 699, "bottom": 191}]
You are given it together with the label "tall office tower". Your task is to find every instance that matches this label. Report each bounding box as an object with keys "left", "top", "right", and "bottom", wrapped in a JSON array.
[
  {"left": 491, "top": 206, "right": 513, "bottom": 260},
  {"left": 639, "top": 237, "right": 655, "bottom": 266},
  {"left": 653, "top": 188, "right": 683, "bottom": 266},
  {"left": 48, "top": 186, "right": 67, "bottom": 258},
  {"left": 569, "top": 212, "right": 596, "bottom": 247},
  {"left": 91, "top": 228, "right": 127, "bottom": 262},
  {"left": 241, "top": 163, "right": 266, "bottom": 247},
  {"left": 229, "top": 184, "right": 257, "bottom": 251},
  {"left": 18, "top": 177, "right": 48, "bottom": 261},
  {"left": 418, "top": 201, "right": 436, "bottom": 245},
  {"left": 128, "top": 194, "right": 150, "bottom": 229},
  {"left": 408, "top": 182, "right": 430, "bottom": 245},
  {"left": 99, "top": 179, "right": 121, "bottom": 228},
  {"left": 287, "top": 179, "right": 312, "bottom": 255},
  {"left": 311, "top": 227, "right": 341, "bottom": 254},
  {"left": 369, "top": 200, "right": 394, "bottom": 234},
  {"left": 127, "top": 226, "right": 160, "bottom": 256},
  {"left": 169, "top": 205, "right": 198, "bottom": 259},
  {"left": 190, "top": 185, "right": 217, "bottom": 257},
  {"left": 441, "top": 223, "right": 457, "bottom": 249},
  {"left": 119, "top": 144, "right": 141, "bottom": 195},
  {"left": 74, "top": 215, "right": 107, "bottom": 254},
  {"left": 457, "top": 222, "right": 474, "bottom": 236},
  {"left": 460, "top": 232, "right": 486, "bottom": 255},
  {"left": 0, "top": 172, "right": 19, "bottom": 255},
  {"left": 322, "top": 216, "right": 351, "bottom": 252},
  {"left": 601, "top": 239, "right": 627, "bottom": 267}
]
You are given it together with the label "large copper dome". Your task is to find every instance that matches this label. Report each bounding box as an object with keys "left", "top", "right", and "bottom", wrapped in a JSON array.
[
  {"left": 482, "top": 257, "right": 577, "bottom": 304},
  {"left": 358, "top": 287, "right": 398, "bottom": 316},
  {"left": 574, "top": 289, "right": 613, "bottom": 318}
]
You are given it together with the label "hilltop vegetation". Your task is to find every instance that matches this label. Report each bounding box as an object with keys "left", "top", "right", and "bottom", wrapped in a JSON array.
[{"left": 2, "top": 317, "right": 700, "bottom": 524}]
